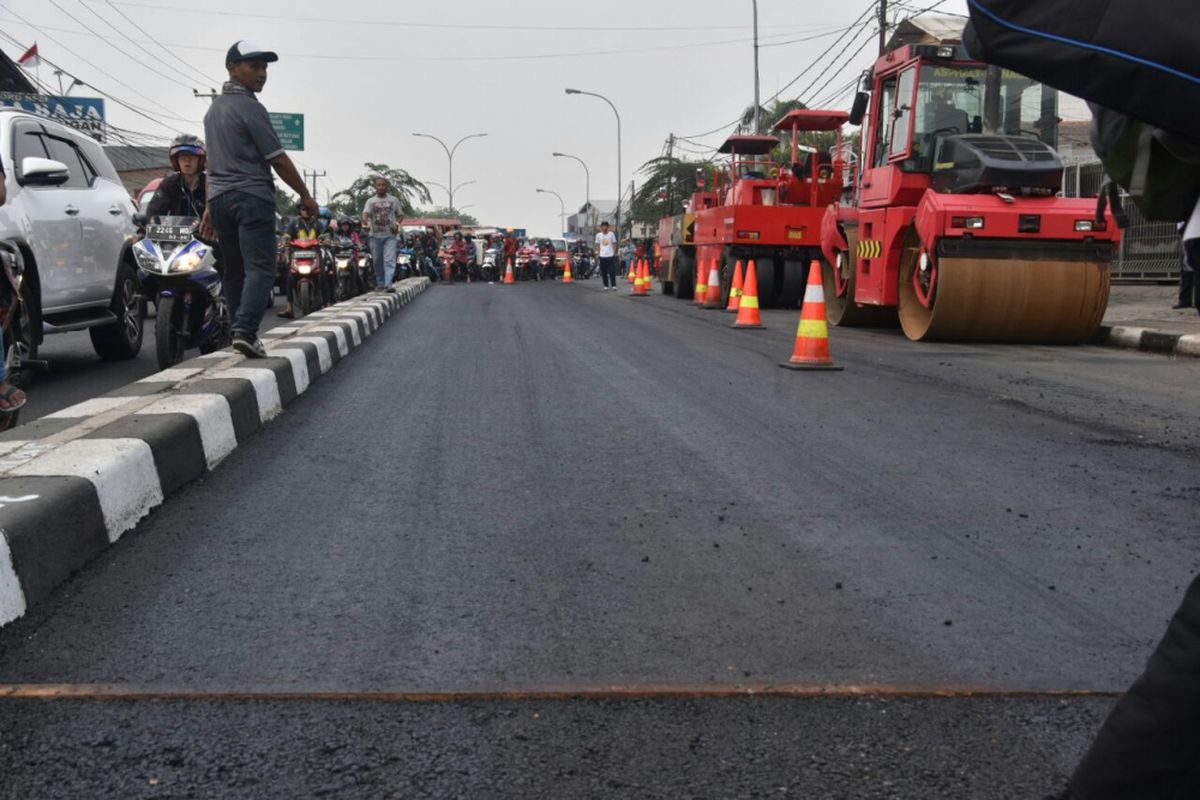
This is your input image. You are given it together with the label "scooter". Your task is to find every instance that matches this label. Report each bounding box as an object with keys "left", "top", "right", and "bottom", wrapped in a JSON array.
[
  {"left": 133, "top": 216, "right": 230, "bottom": 370},
  {"left": 481, "top": 247, "right": 500, "bottom": 282},
  {"left": 289, "top": 239, "right": 324, "bottom": 317},
  {"left": 331, "top": 235, "right": 362, "bottom": 301}
]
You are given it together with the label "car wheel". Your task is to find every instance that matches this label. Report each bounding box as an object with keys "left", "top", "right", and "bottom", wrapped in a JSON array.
[{"left": 90, "top": 261, "right": 145, "bottom": 360}]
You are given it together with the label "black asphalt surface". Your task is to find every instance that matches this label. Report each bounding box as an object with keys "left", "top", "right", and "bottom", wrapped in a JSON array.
[
  {"left": 22, "top": 300, "right": 288, "bottom": 422},
  {"left": 4, "top": 278, "right": 1199, "bottom": 797}
]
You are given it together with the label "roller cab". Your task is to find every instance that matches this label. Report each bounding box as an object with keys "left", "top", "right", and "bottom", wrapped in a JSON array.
[{"left": 819, "top": 14, "right": 1121, "bottom": 343}]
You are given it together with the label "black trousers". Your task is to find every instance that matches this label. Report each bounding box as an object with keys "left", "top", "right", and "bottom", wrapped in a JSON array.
[
  {"left": 1069, "top": 573, "right": 1200, "bottom": 799},
  {"left": 1179, "top": 238, "right": 1200, "bottom": 309},
  {"left": 599, "top": 256, "right": 618, "bottom": 287}
]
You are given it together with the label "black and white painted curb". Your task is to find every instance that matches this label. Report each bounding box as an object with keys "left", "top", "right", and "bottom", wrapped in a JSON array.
[
  {"left": 1092, "top": 324, "right": 1200, "bottom": 358},
  {"left": 0, "top": 278, "right": 429, "bottom": 628}
]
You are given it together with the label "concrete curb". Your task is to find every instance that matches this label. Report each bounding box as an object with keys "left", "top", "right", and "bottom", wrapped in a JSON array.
[
  {"left": 1091, "top": 324, "right": 1200, "bottom": 358},
  {"left": 0, "top": 278, "right": 429, "bottom": 627}
]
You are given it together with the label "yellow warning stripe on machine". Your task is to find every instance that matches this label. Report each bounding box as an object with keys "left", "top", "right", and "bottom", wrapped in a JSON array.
[{"left": 855, "top": 239, "right": 882, "bottom": 259}]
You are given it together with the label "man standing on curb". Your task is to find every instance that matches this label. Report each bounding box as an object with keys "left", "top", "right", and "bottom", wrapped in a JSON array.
[
  {"left": 362, "top": 178, "right": 402, "bottom": 293},
  {"left": 203, "top": 40, "right": 319, "bottom": 358},
  {"left": 595, "top": 220, "right": 617, "bottom": 291}
]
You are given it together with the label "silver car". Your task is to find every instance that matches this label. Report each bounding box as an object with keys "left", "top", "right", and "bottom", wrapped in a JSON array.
[{"left": 0, "top": 110, "right": 145, "bottom": 376}]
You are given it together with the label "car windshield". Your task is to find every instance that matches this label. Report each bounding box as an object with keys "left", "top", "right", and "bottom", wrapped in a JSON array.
[
  {"left": 915, "top": 64, "right": 1059, "bottom": 149},
  {"left": 552, "top": 239, "right": 567, "bottom": 251}
]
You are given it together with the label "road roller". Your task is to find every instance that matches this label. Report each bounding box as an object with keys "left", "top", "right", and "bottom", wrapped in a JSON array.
[
  {"left": 818, "top": 16, "right": 1119, "bottom": 343},
  {"left": 659, "top": 110, "right": 850, "bottom": 308}
]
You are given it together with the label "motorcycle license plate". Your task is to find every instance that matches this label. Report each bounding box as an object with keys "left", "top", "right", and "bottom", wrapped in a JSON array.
[{"left": 146, "top": 224, "right": 193, "bottom": 243}]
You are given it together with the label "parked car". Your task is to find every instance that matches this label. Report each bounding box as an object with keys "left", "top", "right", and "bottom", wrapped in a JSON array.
[
  {"left": 135, "top": 176, "right": 162, "bottom": 215},
  {"left": 0, "top": 110, "right": 145, "bottom": 376}
]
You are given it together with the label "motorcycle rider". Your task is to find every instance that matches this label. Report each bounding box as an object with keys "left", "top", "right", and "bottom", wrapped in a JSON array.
[
  {"left": 448, "top": 231, "right": 469, "bottom": 282},
  {"left": 465, "top": 234, "right": 478, "bottom": 279},
  {"left": 277, "top": 204, "right": 323, "bottom": 318},
  {"left": 145, "top": 134, "right": 209, "bottom": 221},
  {"left": 502, "top": 231, "right": 519, "bottom": 276}
]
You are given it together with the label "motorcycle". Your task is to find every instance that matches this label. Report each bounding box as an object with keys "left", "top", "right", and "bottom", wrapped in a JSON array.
[
  {"left": 289, "top": 239, "right": 325, "bottom": 317},
  {"left": 517, "top": 245, "right": 540, "bottom": 281},
  {"left": 133, "top": 215, "right": 230, "bottom": 370},
  {"left": 539, "top": 250, "right": 556, "bottom": 281},
  {"left": 396, "top": 247, "right": 413, "bottom": 281},
  {"left": 481, "top": 247, "right": 500, "bottom": 282},
  {"left": 358, "top": 247, "right": 375, "bottom": 291},
  {"left": 331, "top": 235, "right": 363, "bottom": 301},
  {"left": 573, "top": 250, "right": 595, "bottom": 279},
  {"left": 0, "top": 241, "right": 43, "bottom": 429}
]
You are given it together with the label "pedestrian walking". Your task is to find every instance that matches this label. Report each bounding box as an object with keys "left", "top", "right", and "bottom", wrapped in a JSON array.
[
  {"left": 203, "top": 40, "right": 318, "bottom": 358},
  {"left": 362, "top": 177, "right": 403, "bottom": 293},
  {"left": 595, "top": 221, "right": 618, "bottom": 290}
]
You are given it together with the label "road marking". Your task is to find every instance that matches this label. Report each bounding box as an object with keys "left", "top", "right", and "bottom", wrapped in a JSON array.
[
  {"left": 0, "top": 683, "right": 1119, "bottom": 701},
  {"left": 11, "top": 439, "right": 162, "bottom": 541},
  {"left": 0, "top": 534, "right": 25, "bottom": 626}
]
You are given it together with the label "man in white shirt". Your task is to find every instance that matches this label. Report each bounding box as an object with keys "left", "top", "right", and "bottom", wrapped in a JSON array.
[{"left": 594, "top": 221, "right": 618, "bottom": 290}]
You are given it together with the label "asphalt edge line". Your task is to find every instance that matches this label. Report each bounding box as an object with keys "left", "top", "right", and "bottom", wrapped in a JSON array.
[{"left": 0, "top": 279, "right": 429, "bottom": 629}]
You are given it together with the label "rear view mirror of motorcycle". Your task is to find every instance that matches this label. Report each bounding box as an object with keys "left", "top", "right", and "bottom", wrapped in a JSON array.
[{"left": 132, "top": 212, "right": 149, "bottom": 227}]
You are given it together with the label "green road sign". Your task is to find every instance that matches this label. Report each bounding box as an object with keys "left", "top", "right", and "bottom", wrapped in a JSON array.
[{"left": 269, "top": 112, "right": 304, "bottom": 151}]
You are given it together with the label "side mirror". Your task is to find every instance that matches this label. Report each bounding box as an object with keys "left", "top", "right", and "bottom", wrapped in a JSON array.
[
  {"left": 20, "top": 157, "right": 70, "bottom": 187},
  {"left": 132, "top": 212, "right": 149, "bottom": 227},
  {"left": 848, "top": 92, "right": 870, "bottom": 126}
]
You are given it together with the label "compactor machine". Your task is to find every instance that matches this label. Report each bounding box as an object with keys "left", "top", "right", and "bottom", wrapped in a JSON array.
[
  {"left": 661, "top": 110, "right": 851, "bottom": 308},
  {"left": 820, "top": 15, "right": 1118, "bottom": 342}
]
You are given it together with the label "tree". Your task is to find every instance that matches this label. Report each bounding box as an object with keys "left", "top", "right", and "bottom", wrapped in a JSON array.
[
  {"left": 328, "top": 163, "right": 431, "bottom": 219},
  {"left": 629, "top": 155, "right": 727, "bottom": 227},
  {"left": 738, "top": 97, "right": 809, "bottom": 134},
  {"left": 415, "top": 206, "right": 479, "bottom": 227}
]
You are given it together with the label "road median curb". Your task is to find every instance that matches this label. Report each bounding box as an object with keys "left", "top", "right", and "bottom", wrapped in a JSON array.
[
  {"left": 1091, "top": 324, "right": 1200, "bottom": 358},
  {"left": 0, "top": 278, "right": 429, "bottom": 628}
]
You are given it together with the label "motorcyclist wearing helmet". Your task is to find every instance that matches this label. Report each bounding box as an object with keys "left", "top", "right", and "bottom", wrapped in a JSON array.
[
  {"left": 448, "top": 231, "right": 469, "bottom": 281},
  {"left": 145, "top": 134, "right": 208, "bottom": 220}
]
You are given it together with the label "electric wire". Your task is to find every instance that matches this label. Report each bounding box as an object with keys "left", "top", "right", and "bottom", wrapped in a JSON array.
[
  {"left": 75, "top": 0, "right": 214, "bottom": 88},
  {"left": 95, "top": 0, "right": 216, "bottom": 86},
  {"left": 46, "top": 0, "right": 193, "bottom": 90}
]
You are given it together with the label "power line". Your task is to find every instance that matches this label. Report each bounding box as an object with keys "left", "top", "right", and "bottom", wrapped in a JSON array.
[
  {"left": 76, "top": 0, "right": 213, "bottom": 88},
  {"left": 104, "top": 2, "right": 839, "bottom": 33},
  {"left": 0, "top": 7, "right": 197, "bottom": 127},
  {"left": 95, "top": 0, "right": 215, "bottom": 86},
  {"left": 46, "top": 0, "right": 193, "bottom": 90},
  {"left": 794, "top": 22, "right": 880, "bottom": 106}
]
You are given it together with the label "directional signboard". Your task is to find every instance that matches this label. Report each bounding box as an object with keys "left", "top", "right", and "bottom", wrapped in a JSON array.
[
  {"left": 269, "top": 112, "right": 304, "bottom": 151},
  {"left": 0, "top": 93, "right": 106, "bottom": 142}
]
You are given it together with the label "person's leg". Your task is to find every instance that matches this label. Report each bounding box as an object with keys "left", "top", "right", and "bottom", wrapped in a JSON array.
[
  {"left": 382, "top": 235, "right": 397, "bottom": 288},
  {"left": 1178, "top": 268, "right": 1194, "bottom": 308},
  {"left": 1067, "top": 573, "right": 1200, "bottom": 799},
  {"left": 371, "top": 237, "right": 387, "bottom": 289},
  {"left": 229, "top": 194, "right": 277, "bottom": 342},
  {"left": 1185, "top": 239, "right": 1200, "bottom": 313},
  {"left": 210, "top": 193, "right": 245, "bottom": 329}
]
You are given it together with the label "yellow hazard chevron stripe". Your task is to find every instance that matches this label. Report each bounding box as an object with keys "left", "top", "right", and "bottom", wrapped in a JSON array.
[{"left": 855, "top": 239, "right": 882, "bottom": 259}]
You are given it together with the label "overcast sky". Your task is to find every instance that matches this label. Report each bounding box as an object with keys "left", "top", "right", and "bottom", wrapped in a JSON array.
[{"left": 1, "top": 0, "right": 972, "bottom": 233}]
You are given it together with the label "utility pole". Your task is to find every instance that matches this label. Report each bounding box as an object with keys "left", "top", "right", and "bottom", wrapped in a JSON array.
[
  {"left": 878, "top": 0, "right": 888, "bottom": 56},
  {"left": 303, "top": 169, "right": 326, "bottom": 200},
  {"left": 752, "top": 0, "right": 761, "bottom": 134},
  {"left": 192, "top": 88, "right": 219, "bottom": 102},
  {"left": 666, "top": 134, "right": 675, "bottom": 213}
]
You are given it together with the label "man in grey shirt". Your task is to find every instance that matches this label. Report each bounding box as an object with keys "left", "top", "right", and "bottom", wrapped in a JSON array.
[
  {"left": 362, "top": 178, "right": 403, "bottom": 293},
  {"left": 202, "top": 40, "right": 318, "bottom": 358}
]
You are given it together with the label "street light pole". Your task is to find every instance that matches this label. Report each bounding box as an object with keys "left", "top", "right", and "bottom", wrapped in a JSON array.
[
  {"left": 551, "top": 151, "right": 590, "bottom": 211},
  {"left": 752, "top": 0, "right": 761, "bottom": 133},
  {"left": 423, "top": 179, "right": 477, "bottom": 210},
  {"left": 536, "top": 188, "right": 566, "bottom": 234},
  {"left": 565, "top": 88, "right": 621, "bottom": 237},
  {"left": 411, "top": 131, "right": 488, "bottom": 213}
]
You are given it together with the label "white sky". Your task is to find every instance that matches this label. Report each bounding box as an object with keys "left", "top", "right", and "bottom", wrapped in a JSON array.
[{"left": 0, "top": 0, "right": 974, "bottom": 234}]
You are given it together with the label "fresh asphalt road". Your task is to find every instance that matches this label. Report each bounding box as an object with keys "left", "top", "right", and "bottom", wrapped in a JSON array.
[
  {"left": 21, "top": 298, "right": 288, "bottom": 422},
  {"left": 3, "top": 277, "right": 1199, "bottom": 797}
]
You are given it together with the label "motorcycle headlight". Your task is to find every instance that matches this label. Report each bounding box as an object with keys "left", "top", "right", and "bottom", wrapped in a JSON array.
[
  {"left": 297, "top": 263, "right": 314, "bottom": 275},
  {"left": 336, "top": 258, "right": 350, "bottom": 268},
  {"left": 133, "top": 245, "right": 160, "bottom": 272},
  {"left": 170, "top": 252, "right": 203, "bottom": 273}
]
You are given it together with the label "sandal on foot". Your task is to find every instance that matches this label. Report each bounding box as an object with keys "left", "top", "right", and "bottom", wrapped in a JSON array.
[{"left": 0, "top": 383, "right": 27, "bottom": 413}]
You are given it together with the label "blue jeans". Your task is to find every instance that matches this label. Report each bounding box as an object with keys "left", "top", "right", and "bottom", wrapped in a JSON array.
[
  {"left": 210, "top": 190, "right": 277, "bottom": 338},
  {"left": 370, "top": 235, "right": 397, "bottom": 287}
]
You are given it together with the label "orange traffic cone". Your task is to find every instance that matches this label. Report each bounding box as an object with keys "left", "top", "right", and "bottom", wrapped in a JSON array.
[
  {"left": 780, "top": 261, "right": 843, "bottom": 370},
  {"left": 626, "top": 260, "right": 637, "bottom": 283},
  {"left": 725, "top": 260, "right": 744, "bottom": 313},
  {"left": 732, "top": 259, "right": 765, "bottom": 329},
  {"left": 443, "top": 260, "right": 453, "bottom": 282},
  {"left": 694, "top": 258, "right": 710, "bottom": 306},
  {"left": 563, "top": 255, "right": 574, "bottom": 284},
  {"left": 503, "top": 257, "right": 516, "bottom": 285},
  {"left": 702, "top": 259, "right": 722, "bottom": 309},
  {"left": 637, "top": 259, "right": 652, "bottom": 296}
]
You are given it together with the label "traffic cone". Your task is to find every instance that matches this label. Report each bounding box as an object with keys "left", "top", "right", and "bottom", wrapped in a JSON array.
[
  {"left": 503, "top": 257, "right": 516, "bottom": 285},
  {"left": 626, "top": 260, "right": 637, "bottom": 283},
  {"left": 694, "top": 258, "right": 709, "bottom": 306},
  {"left": 641, "top": 258, "right": 652, "bottom": 293},
  {"left": 732, "top": 259, "right": 765, "bottom": 329},
  {"left": 443, "top": 260, "right": 452, "bottom": 282},
  {"left": 725, "top": 260, "right": 744, "bottom": 314},
  {"left": 702, "top": 260, "right": 722, "bottom": 309},
  {"left": 563, "top": 255, "right": 574, "bottom": 283},
  {"left": 634, "top": 258, "right": 651, "bottom": 296},
  {"left": 780, "top": 261, "right": 843, "bottom": 370}
]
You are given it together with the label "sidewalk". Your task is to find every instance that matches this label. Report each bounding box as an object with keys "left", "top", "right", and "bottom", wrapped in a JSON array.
[{"left": 1096, "top": 283, "right": 1200, "bottom": 356}]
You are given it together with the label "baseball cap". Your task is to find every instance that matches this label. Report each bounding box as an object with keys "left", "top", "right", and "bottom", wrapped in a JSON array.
[{"left": 226, "top": 40, "right": 279, "bottom": 65}]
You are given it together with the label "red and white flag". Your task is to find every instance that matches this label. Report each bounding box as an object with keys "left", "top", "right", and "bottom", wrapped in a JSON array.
[{"left": 17, "top": 44, "right": 41, "bottom": 69}]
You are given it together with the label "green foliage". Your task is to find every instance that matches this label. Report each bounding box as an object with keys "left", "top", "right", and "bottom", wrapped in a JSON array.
[
  {"left": 415, "top": 206, "right": 479, "bottom": 227},
  {"left": 328, "top": 163, "right": 431, "bottom": 219},
  {"left": 630, "top": 155, "right": 729, "bottom": 226},
  {"left": 275, "top": 186, "right": 298, "bottom": 217}
]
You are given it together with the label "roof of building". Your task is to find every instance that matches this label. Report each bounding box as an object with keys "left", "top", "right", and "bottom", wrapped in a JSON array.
[
  {"left": 887, "top": 13, "right": 968, "bottom": 48},
  {"left": 102, "top": 145, "right": 172, "bottom": 172},
  {"left": 0, "top": 49, "right": 36, "bottom": 94}
]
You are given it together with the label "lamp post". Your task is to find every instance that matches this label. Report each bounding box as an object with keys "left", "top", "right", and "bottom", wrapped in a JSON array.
[
  {"left": 565, "top": 88, "right": 621, "bottom": 236},
  {"left": 411, "top": 131, "right": 487, "bottom": 213},
  {"left": 752, "top": 0, "right": 761, "bottom": 133},
  {"left": 536, "top": 188, "right": 566, "bottom": 234},
  {"left": 551, "top": 151, "right": 590, "bottom": 212},
  {"left": 424, "top": 179, "right": 477, "bottom": 210}
]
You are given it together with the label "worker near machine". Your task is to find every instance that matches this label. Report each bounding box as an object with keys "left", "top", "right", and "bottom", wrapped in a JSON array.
[{"left": 594, "top": 221, "right": 618, "bottom": 290}]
